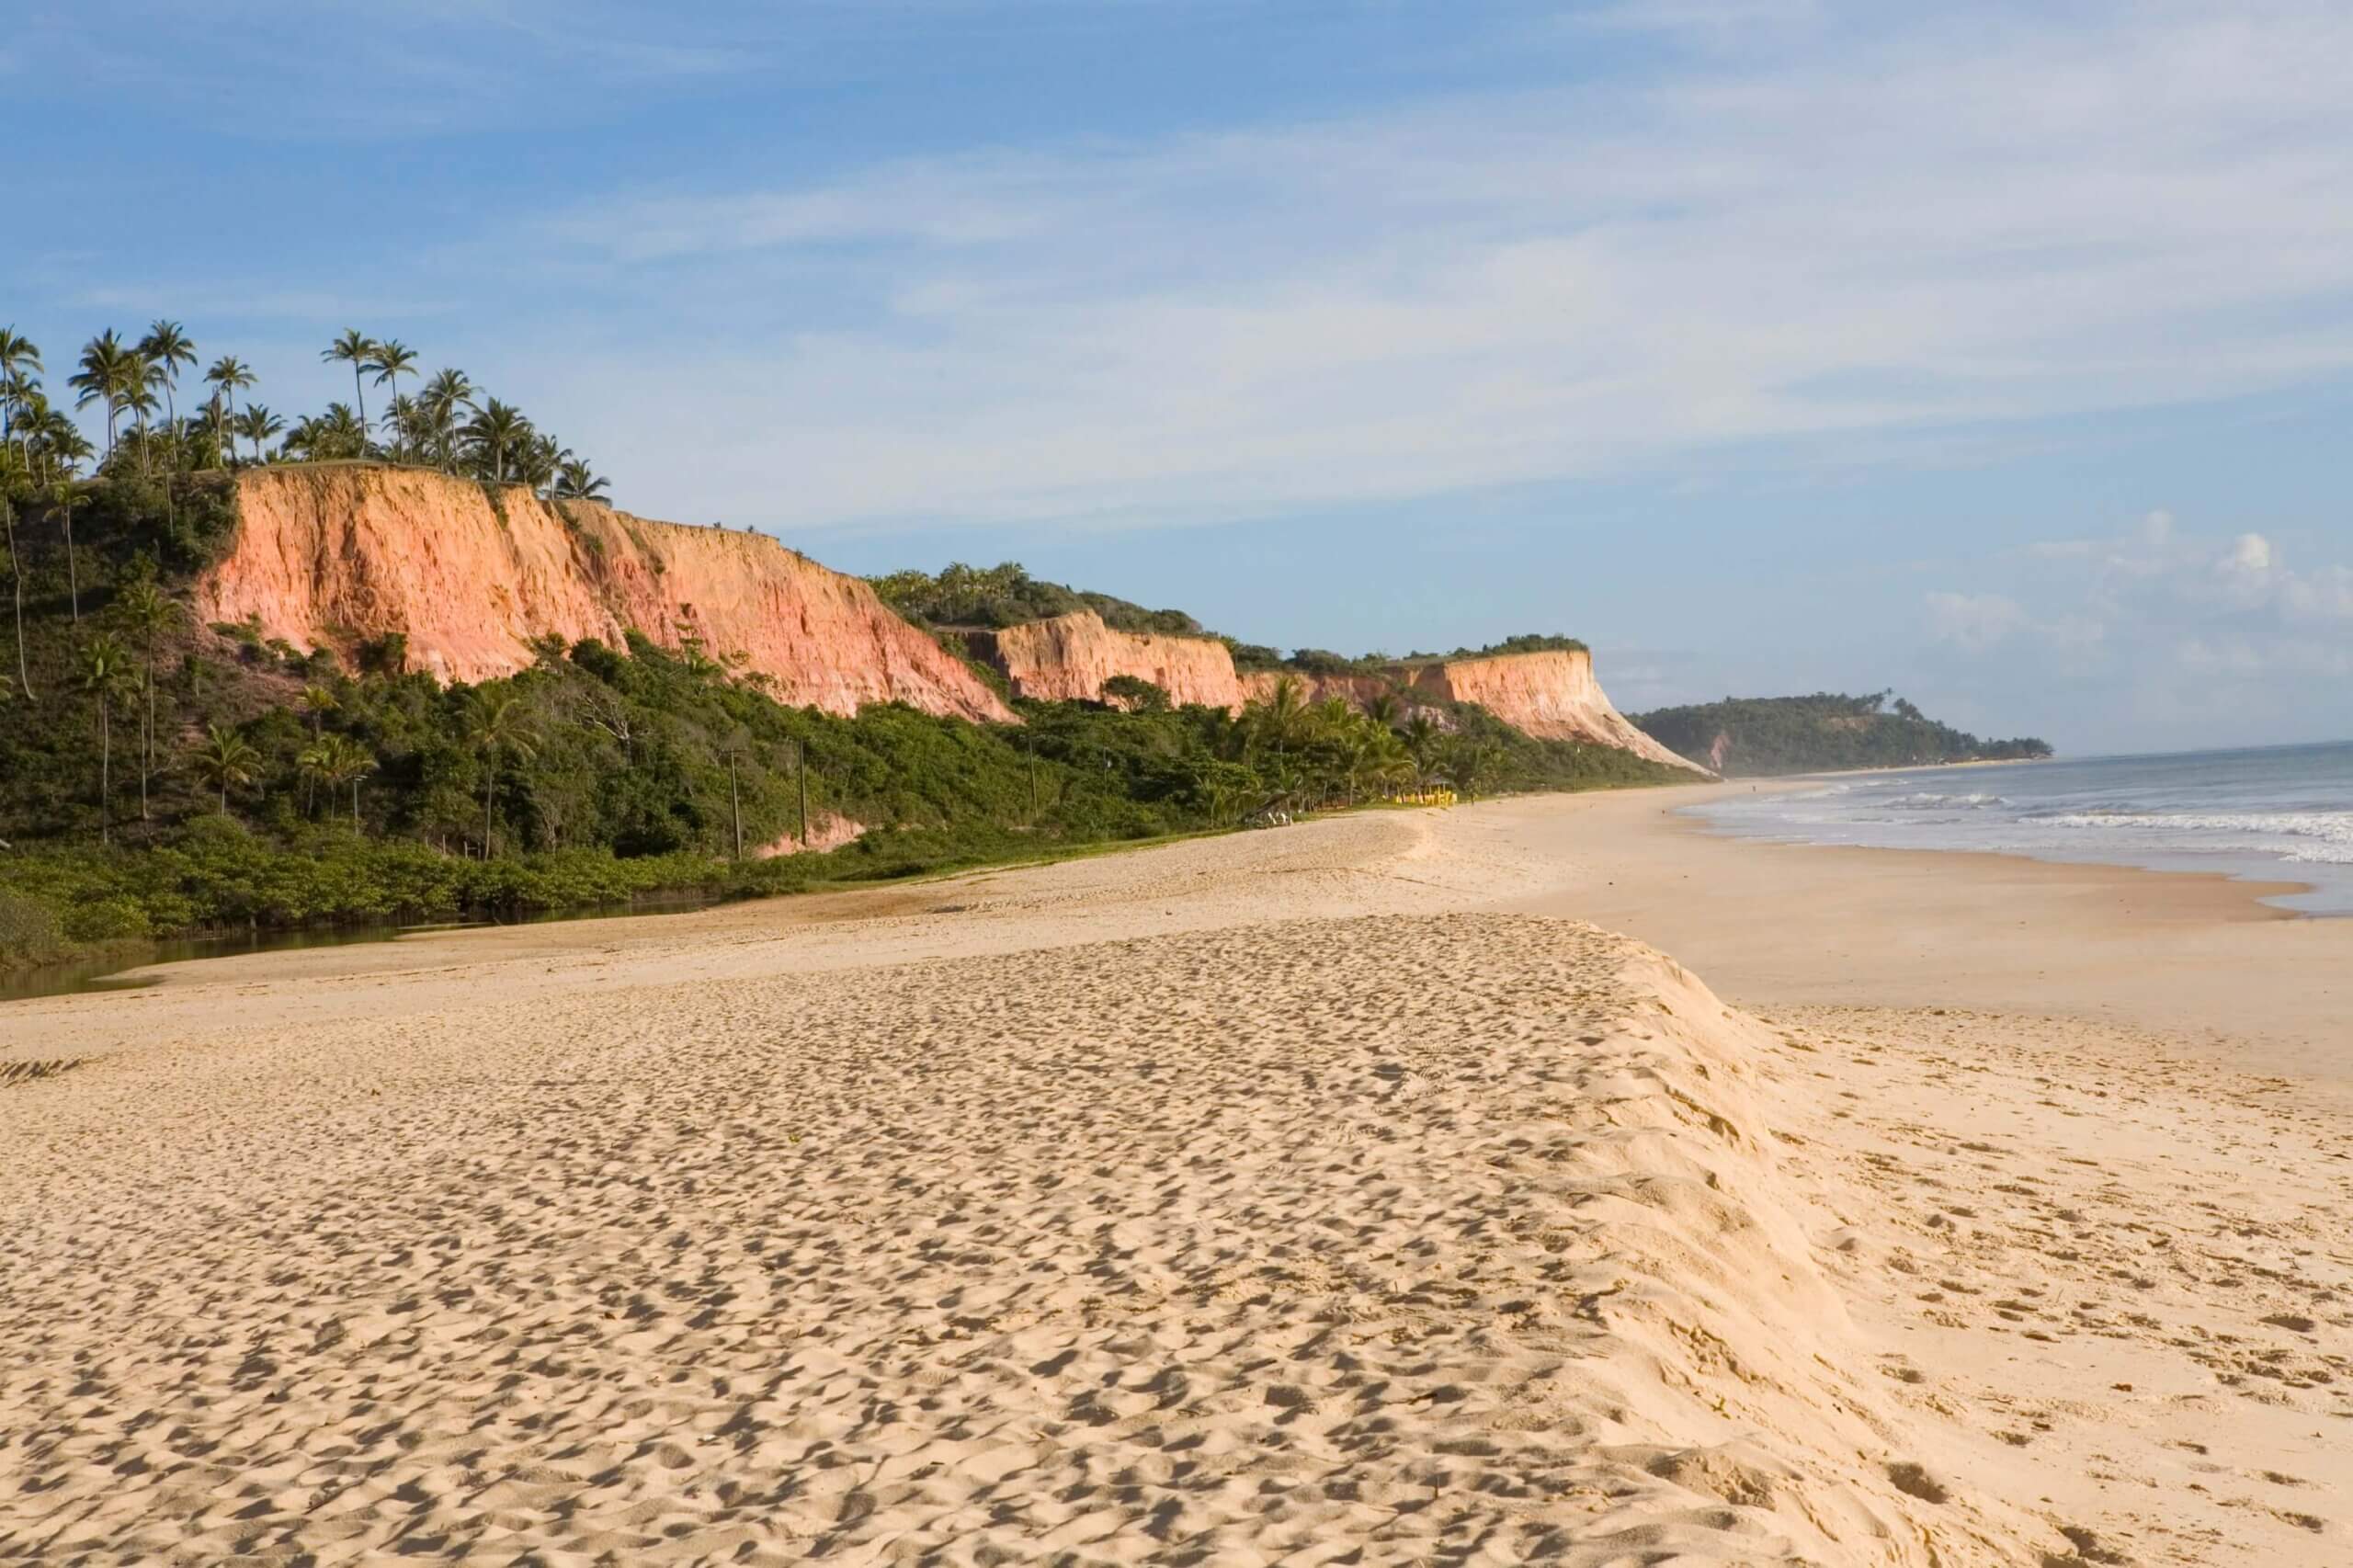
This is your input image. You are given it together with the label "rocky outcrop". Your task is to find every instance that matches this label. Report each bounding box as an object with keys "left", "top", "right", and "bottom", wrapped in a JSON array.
[
  {"left": 199, "top": 466, "right": 1013, "bottom": 722},
  {"left": 967, "top": 612, "right": 1247, "bottom": 710},
  {"left": 1404, "top": 650, "right": 1704, "bottom": 772}
]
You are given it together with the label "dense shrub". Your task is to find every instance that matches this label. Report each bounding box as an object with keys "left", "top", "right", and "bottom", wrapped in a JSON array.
[{"left": 0, "top": 891, "right": 70, "bottom": 968}]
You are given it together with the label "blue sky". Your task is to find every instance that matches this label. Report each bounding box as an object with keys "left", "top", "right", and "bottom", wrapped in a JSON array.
[{"left": 9, "top": 0, "right": 2352, "bottom": 753}]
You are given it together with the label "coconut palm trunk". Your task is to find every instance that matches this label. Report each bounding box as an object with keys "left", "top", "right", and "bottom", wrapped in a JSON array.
[
  {"left": 140, "top": 663, "right": 153, "bottom": 819},
  {"left": 96, "top": 696, "right": 110, "bottom": 846},
  {"left": 139, "top": 630, "right": 157, "bottom": 819},
  {"left": 483, "top": 756, "right": 497, "bottom": 858},
  {"left": 4, "top": 504, "right": 28, "bottom": 702}
]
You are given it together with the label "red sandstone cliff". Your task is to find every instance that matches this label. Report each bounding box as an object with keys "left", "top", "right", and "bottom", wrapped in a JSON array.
[
  {"left": 198, "top": 467, "right": 1014, "bottom": 722},
  {"left": 199, "top": 467, "right": 1698, "bottom": 770},
  {"left": 1235, "top": 670, "right": 1397, "bottom": 710},
  {"left": 1402, "top": 650, "right": 1701, "bottom": 772},
  {"left": 973, "top": 613, "right": 1705, "bottom": 773},
  {"left": 968, "top": 612, "right": 1248, "bottom": 710}
]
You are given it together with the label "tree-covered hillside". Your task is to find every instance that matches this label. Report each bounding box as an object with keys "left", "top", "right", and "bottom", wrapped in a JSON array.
[
  {"left": 1628, "top": 691, "right": 2052, "bottom": 777},
  {"left": 867, "top": 561, "right": 1589, "bottom": 679},
  {"left": 869, "top": 561, "right": 1207, "bottom": 637},
  {"left": 0, "top": 476, "right": 1683, "bottom": 972}
]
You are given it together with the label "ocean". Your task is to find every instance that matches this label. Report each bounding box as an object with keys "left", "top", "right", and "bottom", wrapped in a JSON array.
[{"left": 1687, "top": 739, "right": 2353, "bottom": 915}]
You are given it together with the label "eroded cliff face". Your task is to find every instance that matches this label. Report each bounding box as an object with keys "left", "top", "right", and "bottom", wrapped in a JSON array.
[
  {"left": 969, "top": 612, "right": 1248, "bottom": 710},
  {"left": 974, "top": 613, "right": 1705, "bottom": 773},
  {"left": 199, "top": 468, "right": 1697, "bottom": 768},
  {"left": 1235, "top": 670, "right": 1396, "bottom": 710},
  {"left": 1405, "top": 650, "right": 1702, "bottom": 772},
  {"left": 200, "top": 467, "right": 1014, "bottom": 722}
]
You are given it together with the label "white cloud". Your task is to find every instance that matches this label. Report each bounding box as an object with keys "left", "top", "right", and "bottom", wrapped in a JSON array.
[
  {"left": 486, "top": 0, "right": 2353, "bottom": 533},
  {"left": 1972, "top": 512, "right": 2353, "bottom": 685},
  {"left": 2224, "top": 532, "right": 2274, "bottom": 575}
]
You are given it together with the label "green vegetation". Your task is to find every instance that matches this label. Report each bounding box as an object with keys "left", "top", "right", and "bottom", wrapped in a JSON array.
[
  {"left": 1629, "top": 691, "right": 2052, "bottom": 777},
  {"left": 1, "top": 318, "right": 609, "bottom": 498},
  {"left": 1416, "top": 632, "right": 1590, "bottom": 662},
  {"left": 867, "top": 560, "right": 1590, "bottom": 677},
  {"left": 1259, "top": 635, "right": 1591, "bottom": 676},
  {"left": 869, "top": 561, "right": 1206, "bottom": 636},
  {"left": 0, "top": 485, "right": 1681, "bottom": 977}
]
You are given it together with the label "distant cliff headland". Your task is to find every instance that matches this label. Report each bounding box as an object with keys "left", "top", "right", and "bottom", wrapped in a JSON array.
[{"left": 1631, "top": 692, "right": 2053, "bottom": 777}]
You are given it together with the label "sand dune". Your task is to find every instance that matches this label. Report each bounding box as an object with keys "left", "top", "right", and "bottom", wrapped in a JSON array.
[{"left": 4, "top": 798, "right": 2345, "bottom": 1564}]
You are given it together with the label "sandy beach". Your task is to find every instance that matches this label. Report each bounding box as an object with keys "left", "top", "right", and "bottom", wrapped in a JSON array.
[{"left": 4, "top": 786, "right": 2347, "bottom": 1565}]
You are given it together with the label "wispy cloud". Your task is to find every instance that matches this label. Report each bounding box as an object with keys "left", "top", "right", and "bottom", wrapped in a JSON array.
[
  {"left": 475, "top": 0, "right": 2353, "bottom": 534},
  {"left": 13, "top": 0, "right": 767, "bottom": 136}
]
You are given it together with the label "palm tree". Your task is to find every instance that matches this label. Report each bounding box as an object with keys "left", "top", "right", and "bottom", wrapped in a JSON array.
[
  {"left": 292, "top": 682, "right": 339, "bottom": 816},
  {"left": 1444, "top": 739, "right": 1499, "bottom": 801},
  {"left": 367, "top": 340, "right": 417, "bottom": 439},
  {"left": 235, "top": 404, "right": 284, "bottom": 463},
  {"left": 461, "top": 399, "right": 529, "bottom": 483},
  {"left": 28, "top": 402, "right": 90, "bottom": 487},
  {"left": 81, "top": 632, "right": 134, "bottom": 844},
  {"left": 120, "top": 367, "right": 162, "bottom": 476},
  {"left": 0, "top": 327, "right": 40, "bottom": 460},
  {"left": 137, "top": 321, "right": 198, "bottom": 441},
  {"left": 299, "top": 733, "right": 376, "bottom": 827},
  {"left": 285, "top": 403, "right": 366, "bottom": 462},
  {"left": 1248, "top": 674, "right": 1312, "bottom": 756},
  {"left": 1348, "top": 726, "right": 1413, "bottom": 804},
  {"left": 113, "top": 579, "right": 179, "bottom": 819},
  {"left": 299, "top": 682, "right": 339, "bottom": 736},
  {"left": 328, "top": 734, "right": 376, "bottom": 828},
  {"left": 381, "top": 394, "right": 428, "bottom": 462},
  {"left": 69, "top": 330, "right": 137, "bottom": 456},
  {"left": 420, "top": 369, "right": 474, "bottom": 471},
  {"left": 0, "top": 473, "right": 28, "bottom": 703},
  {"left": 515, "top": 431, "right": 562, "bottom": 492},
  {"left": 0, "top": 369, "right": 37, "bottom": 474},
  {"left": 552, "top": 458, "right": 610, "bottom": 502},
  {"left": 203, "top": 356, "right": 256, "bottom": 466},
  {"left": 188, "top": 722, "right": 261, "bottom": 817},
  {"left": 323, "top": 329, "right": 381, "bottom": 442},
  {"left": 469, "top": 689, "right": 540, "bottom": 857},
  {"left": 1400, "top": 714, "right": 1441, "bottom": 779},
  {"left": 48, "top": 481, "right": 88, "bottom": 623}
]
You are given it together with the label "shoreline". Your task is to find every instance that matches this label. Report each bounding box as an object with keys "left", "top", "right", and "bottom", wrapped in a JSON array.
[
  {"left": 1485, "top": 783, "right": 2349, "bottom": 1087},
  {"left": 1665, "top": 790, "right": 2314, "bottom": 923},
  {"left": 1675, "top": 757, "right": 2343, "bottom": 919}
]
